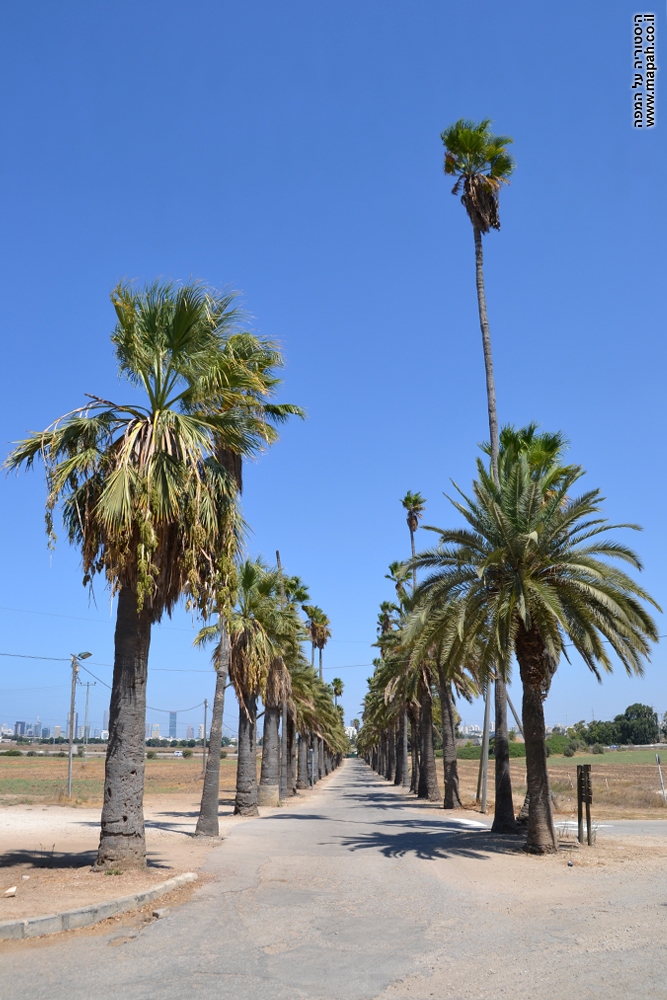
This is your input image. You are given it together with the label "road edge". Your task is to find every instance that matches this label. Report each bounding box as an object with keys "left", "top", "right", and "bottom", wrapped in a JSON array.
[{"left": 0, "top": 871, "right": 198, "bottom": 941}]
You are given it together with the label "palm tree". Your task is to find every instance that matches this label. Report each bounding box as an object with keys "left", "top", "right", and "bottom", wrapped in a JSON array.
[
  {"left": 409, "top": 455, "right": 659, "bottom": 852},
  {"left": 398, "top": 492, "right": 425, "bottom": 789},
  {"left": 225, "top": 560, "right": 282, "bottom": 816},
  {"left": 441, "top": 117, "right": 515, "bottom": 828},
  {"left": 331, "top": 677, "right": 344, "bottom": 707},
  {"left": 193, "top": 336, "right": 304, "bottom": 834},
  {"left": 6, "top": 281, "right": 250, "bottom": 868}
]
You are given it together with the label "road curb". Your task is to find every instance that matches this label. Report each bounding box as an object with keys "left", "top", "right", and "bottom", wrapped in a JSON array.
[{"left": 0, "top": 871, "right": 198, "bottom": 941}]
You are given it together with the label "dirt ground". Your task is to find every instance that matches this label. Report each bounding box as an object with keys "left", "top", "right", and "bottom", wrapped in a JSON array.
[
  {"left": 0, "top": 756, "right": 242, "bottom": 922},
  {"left": 449, "top": 755, "right": 667, "bottom": 819}
]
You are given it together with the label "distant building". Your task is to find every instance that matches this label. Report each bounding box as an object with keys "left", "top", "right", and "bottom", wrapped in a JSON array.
[
  {"left": 198, "top": 724, "right": 205, "bottom": 740},
  {"left": 14, "top": 722, "right": 26, "bottom": 737},
  {"left": 345, "top": 726, "right": 357, "bottom": 738},
  {"left": 53, "top": 725, "right": 61, "bottom": 739},
  {"left": 151, "top": 724, "right": 161, "bottom": 739},
  {"left": 103, "top": 709, "right": 109, "bottom": 731},
  {"left": 34, "top": 716, "right": 41, "bottom": 737},
  {"left": 77, "top": 726, "right": 85, "bottom": 739},
  {"left": 101, "top": 730, "right": 109, "bottom": 740},
  {"left": 169, "top": 712, "right": 177, "bottom": 739},
  {"left": 68, "top": 712, "right": 79, "bottom": 738},
  {"left": 41, "top": 727, "right": 50, "bottom": 739},
  {"left": 186, "top": 725, "right": 194, "bottom": 740},
  {"left": 93, "top": 728, "right": 100, "bottom": 739}
]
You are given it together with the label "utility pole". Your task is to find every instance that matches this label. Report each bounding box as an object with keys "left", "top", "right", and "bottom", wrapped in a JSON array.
[
  {"left": 201, "top": 699, "right": 208, "bottom": 774},
  {"left": 67, "top": 652, "right": 91, "bottom": 798},
  {"left": 83, "top": 680, "right": 96, "bottom": 749}
]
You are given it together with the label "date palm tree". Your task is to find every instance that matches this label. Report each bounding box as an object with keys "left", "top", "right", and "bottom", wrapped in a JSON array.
[
  {"left": 441, "top": 117, "right": 515, "bottom": 828},
  {"left": 6, "top": 281, "right": 252, "bottom": 868},
  {"left": 409, "top": 455, "right": 659, "bottom": 852}
]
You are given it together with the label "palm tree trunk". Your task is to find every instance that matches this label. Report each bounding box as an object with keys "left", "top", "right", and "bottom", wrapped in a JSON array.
[
  {"left": 95, "top": 585, "right": 151, "bottom": 869},
  {"left": 516, "top": 626, "right": 557, "bottom": 853},
  {"left": 473, "top": 226, "right": 499, "bottom": 480},
  {"left": 258, "top": 705, "right": 281, "bottom": 806},
  {"left": 417, "top": 680, "right": 441, "bottom": 802},
  {"left": 491, "top": 675, "right": 517, "bottom": 833},
  {"left": 280, "top": 702, "right": 289, "bottom": 801},
  {"left": 409, "top": 711, "right": 419, "bottom": 793},
  {"left": 438, "top": 674, "right": 462, "bottom": 809},
  {"left": 195, "top": 623, "right": 230, "bottom": 836},
  {"left": 234, "top": 693, "right": 258, "bottom": 816},
  {"left": 473, "top": 224, "right": 515, "bottom": 830},
  {"left": 319, "top": 646, "right": 323, "bottom": 681},
  {"left": 297, "top": 732, "right": 309, "bottom": 789},
  {"left": 386, "top": 725, "right": 396, "bottom": 781},
  {"left": 318, "top": 735, "right": 324, "bottom": 779},
  {"left": 287, "top": 714, "right": 297, "bottom": 794}
]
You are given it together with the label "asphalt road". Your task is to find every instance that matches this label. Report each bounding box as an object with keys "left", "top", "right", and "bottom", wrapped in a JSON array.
[{"left": 4, "top": 759, "right": 667, "bottom": 999}]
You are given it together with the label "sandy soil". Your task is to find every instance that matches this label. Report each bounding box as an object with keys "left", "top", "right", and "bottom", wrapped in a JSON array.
[{"left": 0, "top": 793, "right": 229, "bottom": 920}]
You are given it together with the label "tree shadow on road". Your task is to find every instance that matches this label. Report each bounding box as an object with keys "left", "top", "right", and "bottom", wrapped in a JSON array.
[
  {"left": 0, "top": 848, "right": 171, "bottom": 869},
  {"left": 337, "top": 821, "right": 523, "bottom": 861}
]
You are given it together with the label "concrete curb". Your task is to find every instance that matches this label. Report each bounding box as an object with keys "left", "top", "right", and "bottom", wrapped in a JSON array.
[{"left": 0, "top": 871, "right": 198, "bottom": 941}]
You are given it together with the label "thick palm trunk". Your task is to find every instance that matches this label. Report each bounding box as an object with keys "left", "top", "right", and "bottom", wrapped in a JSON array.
[
  {"left": 297, "top": 731, "right": 309, "bottom": 789},
  {"left": 234, "top": 693, "right": 258, "bottom": 816},
  {"left": 258, "top": 705, "right": 281, "bottom": 806},
  {"left": 396, "top": 707, "right": 409, "bottom": 786},
  {"left": 318, "top": 736, "right": 324, "bottom": 779},
  {"left": 386, "top": 726, "right": 396, "bottom": 782},
  {"left": 516, "top": 627, "right": 557, "bottom": 853},
  {"left": 417, "top": 681, "right": 441, "bottom": 802},
  {"left": 438, "top": 675, "right": 462, "bottom": 809},
  {"left": 287, "top": 715, "right": 297, "bottom": 794},
  {"left": 409, "top": 712, "right": 419, "bottom": 793},
  {"left": 195, "top": 624, "right": 230, "bottom": 836},
  {"left": 491, "top": 675, "right": 517, "bottom": 833},
  {"left": 95, "top": 585, "right": 151, "bottom": 869}
]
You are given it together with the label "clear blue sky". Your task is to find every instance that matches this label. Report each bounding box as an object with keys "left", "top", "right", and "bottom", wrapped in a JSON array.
[{"left": 0, "top": 1, "right": 664, "bottom": 738}]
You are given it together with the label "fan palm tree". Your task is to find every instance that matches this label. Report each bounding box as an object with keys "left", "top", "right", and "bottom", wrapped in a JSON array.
[
  {"left": 441, "top": 117, "right": 515, "bottom": 826},
  {"left": 409, "top": 456, "right": 659, "bottom": 852},
  {"left": 331, "top": 677, "right": 344, "bottom": 707},
  {"left": 6, "top": 281, "right": 252, "bottom": 867}
]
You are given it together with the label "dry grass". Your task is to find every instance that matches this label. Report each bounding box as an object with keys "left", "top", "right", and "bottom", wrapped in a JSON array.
[
  {"left": 0, "top": 754, "right": 241, "bottom": 807},
  {"left": 443, "top": 756, "right": 667, "bottom": 820}
]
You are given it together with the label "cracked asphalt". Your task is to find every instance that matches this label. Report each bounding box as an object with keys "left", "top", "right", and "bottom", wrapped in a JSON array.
[{"left": 3, "top": 758, "right": 667, "bottom": 999}]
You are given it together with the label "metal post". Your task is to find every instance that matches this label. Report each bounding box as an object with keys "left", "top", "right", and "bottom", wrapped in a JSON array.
[
  {"left": 201, "top": 699, "right": 208, "bottom": 774},
  {"left": 657, "top": 754, "right": 667, "bottom": 804},
  {"left": 577, "top": 764, "right": 584, "bottom": 844},
  {"left": 67, "top": 656, "right": 79, "bottom": 798}
]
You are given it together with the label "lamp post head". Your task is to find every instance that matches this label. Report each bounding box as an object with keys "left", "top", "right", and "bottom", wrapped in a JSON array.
[{"left": 76, "top": 652, "right": 92, "bottom": 660}]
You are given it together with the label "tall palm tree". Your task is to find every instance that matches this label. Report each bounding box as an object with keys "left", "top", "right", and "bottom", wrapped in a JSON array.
[
  {"left": 399, "top": 492, "right": 425, "bottom": 788},
  {"left": 441, "top": 117, "right": 515, "bottom": 828},
  {"left": 6, "top": 281, "right": 250, "bottom": 868},
  {"left": 331, "top": 677, "right": 344, "bottom": 707},
  {"left": 409, "top": 455, "right": 659, "bottom": 852},
  {"left": 193, "top": 336, "right": 304, "bottom": 834}
]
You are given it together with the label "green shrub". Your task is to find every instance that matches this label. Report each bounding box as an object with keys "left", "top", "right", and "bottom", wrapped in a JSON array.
[
  {"left": 26, "top": 750, "right": 37, "bottom": 756},
  {"left": 545, "top": 743, "right": 552, "bottom": 757},
  {"left": 146, "top": 750, "right": 157, "bottom": 760},
  {"left": 183, "top": 749, "right": 193, "bottom": 759},
  {"left": 592, "top": 743, "right": 605, "bottom": 754},
  {"left": 220, "top": 750, "right": 227, "bottom": 759},
  {"left": 563, "top": 746, "right": 575, "bottom": 757},
  {"left": 0, "top": 748, "right": 23, "bottom": 756},
  {"left": 546, "top": 734, "right": 570, "bottom": 755}
]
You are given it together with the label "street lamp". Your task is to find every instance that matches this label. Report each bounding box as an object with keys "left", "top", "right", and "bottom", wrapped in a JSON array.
[{"left": 68, "top": 652, "right": 92, "bottom": 798}]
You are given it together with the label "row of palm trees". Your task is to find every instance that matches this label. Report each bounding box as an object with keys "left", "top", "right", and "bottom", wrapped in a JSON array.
[
  {"left": 359, "top": 116, "right": 660, "bottom": 854},
  {"left": 6, "top": 281, "right": 345, "bottom": 866},
  {"left": 360, "top": 424, "right": 660, "bottom": 851}
]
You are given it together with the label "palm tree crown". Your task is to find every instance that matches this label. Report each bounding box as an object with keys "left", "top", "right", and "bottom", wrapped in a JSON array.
[{"left": 440, "top": 118, "right": 514, "bottom": 233}]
